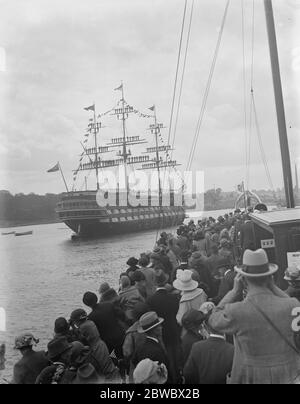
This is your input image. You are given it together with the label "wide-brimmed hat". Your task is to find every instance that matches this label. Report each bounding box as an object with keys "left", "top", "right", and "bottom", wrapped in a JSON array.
[
  {"left": 69, "top": 309, "right": 87, "bottom": 324},
  {"left": 235, "top": 249, "right": 278, "bottom": 278},
  {"left": 137, "top": 312, "right": 164, "bottom": 333},
  {"left": 73, "top": 363, "right": 99, "bottom": 384},
  {"left": 173, "top": 269, "right": 198, "bottom": 291},
  {"left": 133, "top": 358, "right": 168, "bottom": 384},
  {"left": 284, "top": 266, "right": 300, "bottom": 281},
  {"left": 14, "top": 333, "right": 39, "bottom": 350},
  {"left": 127, "top": 257, "right": 139, "bottom": 267},
  {"left": 47, "top": 336, "right": 73, "bottom": 360}
]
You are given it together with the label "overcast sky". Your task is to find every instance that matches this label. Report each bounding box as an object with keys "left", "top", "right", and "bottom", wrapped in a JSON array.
[{"left": 0, "top": 0, "right": 299, "bottom": 194}]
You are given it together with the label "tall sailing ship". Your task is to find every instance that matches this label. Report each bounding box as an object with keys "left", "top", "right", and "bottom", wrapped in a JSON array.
[{"left": 56, "top": 85, "right": 186, "bottom": 237}]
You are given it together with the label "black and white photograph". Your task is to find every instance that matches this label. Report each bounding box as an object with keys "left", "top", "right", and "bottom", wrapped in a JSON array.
[{"left": 0, "top": 0, "right": 300, "bottom": 386}]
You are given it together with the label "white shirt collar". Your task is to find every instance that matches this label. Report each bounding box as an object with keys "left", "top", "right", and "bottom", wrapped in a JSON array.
[
  {"left": 209, "top": 334, "right": 225, "bottom": 340},
  {"left": 146, "top": 336, "right": 159, "bottom": 343}
]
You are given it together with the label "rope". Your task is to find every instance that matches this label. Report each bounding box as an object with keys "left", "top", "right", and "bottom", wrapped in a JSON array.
[
  {"left": 186, "top": 0, "right": 230, "bottom": 173},
  {"left": 165, "top": 0, "right": 188, "bottom": 153},
  {"left": 252, "top": 92, "right": 275, "bottom": 191},
  {"left": 246, "top": 0, "right": 255, "bottom": 190},
  {"left": 241, "top": 0, "right": 248, "bottom": 188},
  {"left": 171, "top": 0, "right": 194, "bottom": 161},
  {"left": 154, "top": 0, "right": 188, "bottom": 243}
]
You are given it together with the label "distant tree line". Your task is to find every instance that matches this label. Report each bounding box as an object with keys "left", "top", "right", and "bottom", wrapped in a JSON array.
[
  {"left": 0, "top": 190, "right": 61, "bottom": 226},
  {"left": 0, "top": 188, "right": 299, "bottom": 227}
]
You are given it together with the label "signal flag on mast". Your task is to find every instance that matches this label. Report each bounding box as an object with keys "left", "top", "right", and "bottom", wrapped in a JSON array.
[
  {"left": 149, "top": 105, "right": 155, "bottom": 111},
  {"left": 47, "top": 162, "right": 60, "bottom": 173},
  {"left": 84, "top": 104, "right": 95, "bottom": 112},
  {"left": 114, "top": 84, "right": 123, "bottom": 91}
]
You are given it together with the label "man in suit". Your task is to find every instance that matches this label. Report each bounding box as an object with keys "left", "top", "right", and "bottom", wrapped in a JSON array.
[
  {"left": 209, "top": 249, "right": 300, "bottom": 384},
  {"left": 183, "top": 319, "right": 234, "bottom": 384},
  {"left": 240, "top": 215, "right": 255, "bottom": 252},
  {"left": 146, "top": 272, "right": 182, "bottom": 383},
  {"left": 82, "top": 292, "right": 125, "bottom": 358},
  {"left": 13, "top": 333, "right": 49, "bottom": 384},
  {"left": 132, "top": 312, "right": 169, "bottom": 375}
]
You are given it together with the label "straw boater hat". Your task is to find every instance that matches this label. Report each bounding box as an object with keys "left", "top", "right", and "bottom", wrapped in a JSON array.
[
  {"left": 235, "top": 249, "right": 278, "bottom": 278},
  {"left": 173, "top": 269, "right": 198, "bottom": 291},
  {"left": 137, "top": 312, "right": 164, "bottom": 333}
]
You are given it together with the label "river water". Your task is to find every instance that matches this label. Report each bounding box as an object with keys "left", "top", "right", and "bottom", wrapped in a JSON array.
[{"left": 0, "top": 208, "right": 232, "bottom": 381}]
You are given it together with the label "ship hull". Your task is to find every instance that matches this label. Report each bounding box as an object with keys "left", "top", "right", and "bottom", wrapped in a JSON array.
[
  {"left": 64, "top": 214, "right": 185, "bottom": 237},
  {"left": 56, "top": 191, "right": 186, "bottom": 238}
]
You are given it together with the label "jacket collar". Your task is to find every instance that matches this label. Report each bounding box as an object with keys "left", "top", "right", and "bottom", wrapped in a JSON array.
[
  {"left": 245, "top": 286, "right": 274, "bottom": 298},
  {"left": 209, "top": 334, "right": 225, "bottom": 341},
  {"left": 180, "top": 288, "right": 203, "bottom": 302}
]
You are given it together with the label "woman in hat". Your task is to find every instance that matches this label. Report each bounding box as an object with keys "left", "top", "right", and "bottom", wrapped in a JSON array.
[
  {"left": 12, "top": 333, "right": 49, "bottom": 384},
  {"left": 173, "top": 269, "right": 207, "bottom": 326},
  {"left": 209, "top": 249, "right": 300, "bottom": 384},
  {"left": 119, "top": 275, "right": 145, "bottom": 323},
  {"left": 126, "top": 257, "right": 139, "bottom": 285},
  {"left": 192, "top": 231, "right": 208, "bottom": 256},
  {"left": 219, "top": 238, "right": 234, "bottom": 266},
  {"left": 181, "top": 309, "right": 207, "bottom": 364},
  {"left": 35, "top": 336, "right": 76, "bottom": 384}
]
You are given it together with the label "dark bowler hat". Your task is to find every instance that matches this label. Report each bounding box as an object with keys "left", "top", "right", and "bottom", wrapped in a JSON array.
[
  {"left": 47, "top": 336, "right": 73, "bottom": 360},
  {"left": 73, "top": 363, "right": 99, "bottom": 384},
  {"left": 127, "top": 257, "right": 139, "bottom": 267},
  {"left": 235, "top": 249, "right": 278, "bottom": 278},
  {"left": 69, "top": 309, "right": 87, "bottom": 324},
  {"left": 138, "top": 312, "right": 164, "bottom": 333}
]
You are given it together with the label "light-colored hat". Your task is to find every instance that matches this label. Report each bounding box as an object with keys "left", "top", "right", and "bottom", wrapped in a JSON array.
[
  {"left": 14, "top": 333, "right": 39, "bottom": 350},
  {"left": 173, "top": 269, "right": 198, "bottom": 291},
  {"left": 235, "top": 249, "right": 278, "bottom": 278},
  {"left": 284, "top": 266, "right": 300, "bottom": 281},
  {"left": 199, "top": 302, "right": 216, "bottom": 315},
  {"left": 133, "top": 358, "right": 168, "bottom": 384},
  {"left": 137, "top": 311, "right": 164, "bottom": 333}
]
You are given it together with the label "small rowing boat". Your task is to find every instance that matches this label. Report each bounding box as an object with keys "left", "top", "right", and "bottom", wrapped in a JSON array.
[{"left": 15, "top": 231, "right": 33, "bottom": 236}]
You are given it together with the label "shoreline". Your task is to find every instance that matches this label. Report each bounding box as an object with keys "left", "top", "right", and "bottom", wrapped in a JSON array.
[{"left": 0, "top": 219, "right": 60, "bottom": 229}]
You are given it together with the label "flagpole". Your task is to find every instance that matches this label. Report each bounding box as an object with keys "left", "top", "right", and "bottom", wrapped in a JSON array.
[
  {"left": 153, "top": 105, "right": 162, "bottom": 206},
  {"left": 120, "top": 82, "right": 128, "bottom": 196},
  {"left": 58, "top": 162, "right": 69, "bottom": 192},
  {"left": 93, "top": 103, "right": 100, "bottom": 191}
]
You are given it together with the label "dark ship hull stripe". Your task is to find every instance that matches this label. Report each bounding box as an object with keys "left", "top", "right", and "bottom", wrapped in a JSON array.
[{"left": 62, "top": 213, "right": 185, "bottom": 237}]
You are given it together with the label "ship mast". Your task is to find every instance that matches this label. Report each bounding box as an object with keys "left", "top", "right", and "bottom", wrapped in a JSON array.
[
  {"left": 264, "top": 0, "right": 295, "bottom": 208},
  {"left": 153, "top": 105, "right": 162, "bottom": 205},
  {"left": 92, "top": 103, "right": 100, "bottom": 190},
  {"left": 120, "top": 84, "right": 129, "bottom": 192},
  {"left": 146, "top": 108, "right": 181, "bottom": 206}
]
